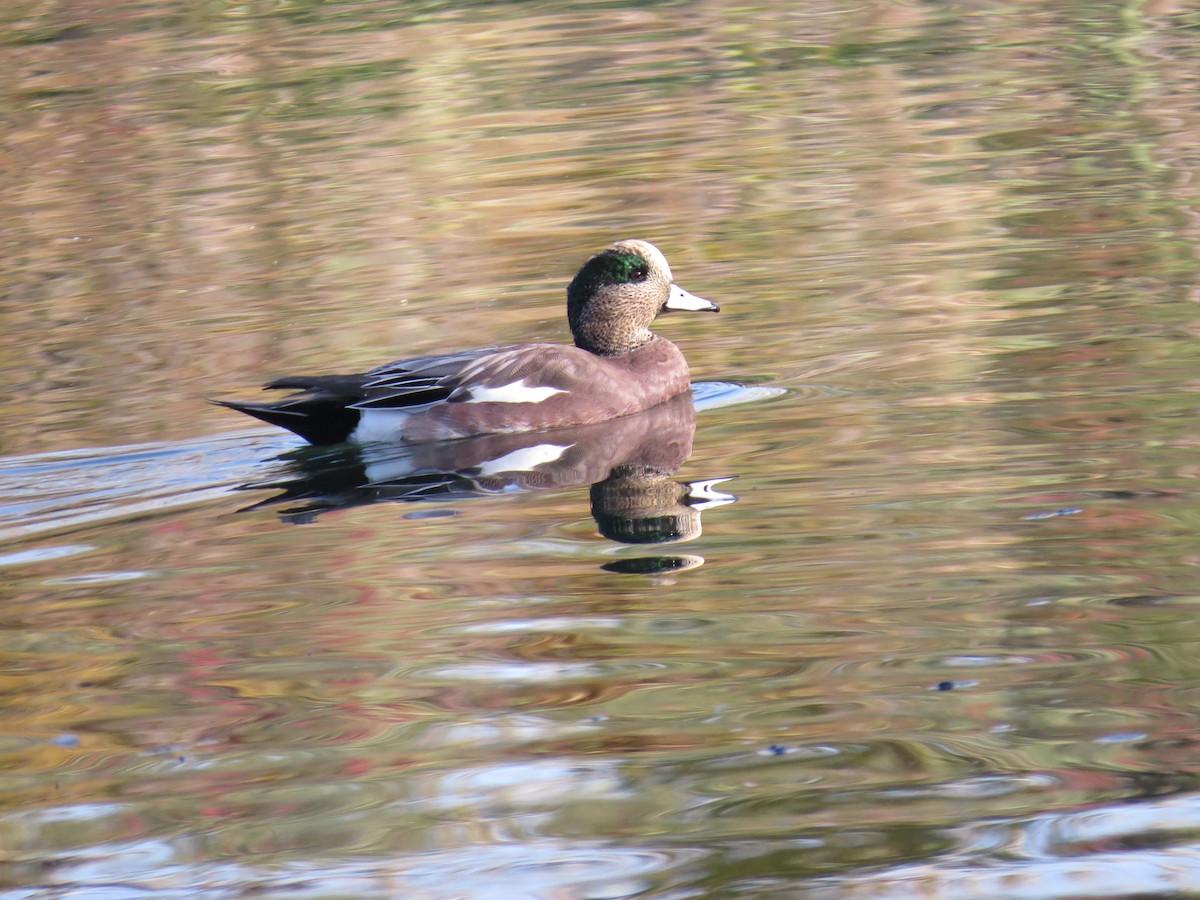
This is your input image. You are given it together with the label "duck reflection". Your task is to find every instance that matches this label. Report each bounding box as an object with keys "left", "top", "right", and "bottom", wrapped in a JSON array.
[{"left": 242, "top": 393, "right": 735, "bottom": 548}]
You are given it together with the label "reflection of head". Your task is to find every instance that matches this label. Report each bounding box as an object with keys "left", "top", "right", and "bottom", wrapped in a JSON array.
[{"left": 591, "top": 465, "right": 703, "bottom": 544}]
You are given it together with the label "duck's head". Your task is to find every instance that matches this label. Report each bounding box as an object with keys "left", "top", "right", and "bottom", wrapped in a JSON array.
[{"left": 567, "top": 239, "right": 718, "bottom": 356}]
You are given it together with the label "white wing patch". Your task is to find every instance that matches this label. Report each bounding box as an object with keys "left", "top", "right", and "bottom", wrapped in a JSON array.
[{"left": 461, "top": 379, "right": 567, "bottom": 404}]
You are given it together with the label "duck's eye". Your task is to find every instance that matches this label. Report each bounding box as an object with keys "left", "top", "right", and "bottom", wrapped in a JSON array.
[{"left": 602, "top": 251, "right": 650, "bottom": 285}]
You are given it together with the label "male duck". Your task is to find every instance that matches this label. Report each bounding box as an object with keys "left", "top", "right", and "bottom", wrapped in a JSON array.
[{"left": 217, "top": 239, "right": 718, "bottom": 445}]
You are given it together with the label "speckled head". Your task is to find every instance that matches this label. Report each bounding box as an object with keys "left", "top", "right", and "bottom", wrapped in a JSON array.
[{"left": 566, "top": 239, "right": 717, "bottom": 356}]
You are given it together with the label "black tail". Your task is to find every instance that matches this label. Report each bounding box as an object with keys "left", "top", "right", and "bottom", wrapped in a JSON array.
[
  {"left": 211, "top": 399, "right": 357, "bottom": 445},
  {"left": 213, "top": 375, "right": 368, "bottom": 445}
]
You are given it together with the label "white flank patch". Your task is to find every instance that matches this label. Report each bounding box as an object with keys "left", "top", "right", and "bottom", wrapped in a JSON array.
[
  {"left": 462, "top": 380, "right": 566, "bottom": 404},
  {"left": 475, "top": 443, "right": 573, "bottom": 477},
  {"left": 351, "top": 409, "right": 412, "bottom": 444}
]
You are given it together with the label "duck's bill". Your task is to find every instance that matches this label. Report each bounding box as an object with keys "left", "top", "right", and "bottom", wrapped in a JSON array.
[{"left": 664, "top": 284, "right": 720, "bottom": 313}]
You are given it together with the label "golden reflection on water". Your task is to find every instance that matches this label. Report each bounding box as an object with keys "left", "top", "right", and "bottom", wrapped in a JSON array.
[{"left": 4, "top": 0, "right": 1200, "bottom": 896}]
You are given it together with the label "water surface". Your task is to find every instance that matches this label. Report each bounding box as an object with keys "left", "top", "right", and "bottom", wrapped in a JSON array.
[{"left": 4, "top": 1, "right": 1200, "bottom": 897}]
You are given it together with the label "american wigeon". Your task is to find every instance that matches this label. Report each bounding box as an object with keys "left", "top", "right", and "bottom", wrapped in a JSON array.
[{"left": 217, "top": 239, "right": 718, "bottom": 444}]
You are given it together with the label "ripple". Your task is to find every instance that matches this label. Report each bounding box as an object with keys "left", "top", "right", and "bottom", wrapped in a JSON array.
[
  {"left": 4, "top": 835, "right": 704, "bottom": 898},
  {"left": 692, "top": 381, "right": 788, "bottom": 412},
  {"left": 810, "top": 850, "right": 1200, "bottom": 899},
  {"left": 419, "top": 656, "right": 735, "bottom": 684},
  {"left": 416, "top": 758, "right": 627, "bottom": 813},
  {"left": 826, "top": 646, "right": 1131, "bottom": 679},
  {"left": 412, "top": 712, "right": 597, "bottom": 751},
  {"left": 43, "top": 570, "right": 153, "bottom": 586},
  {"left": 0, "top": 430, "right": 291, "bottom": 543},
  {"left": 0, "top": 544, "right": 94, "bottom": 567},
  {"left": 452, "top": 616, "right": 623, "bottom": 635},
  {"left": 806, "top": 793, "right": 1200, "bottom": 899}
]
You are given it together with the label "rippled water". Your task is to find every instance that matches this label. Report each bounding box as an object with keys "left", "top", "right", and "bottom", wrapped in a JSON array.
[{"left": 4, "top": 1, "right": 1200, "bottom": 897}]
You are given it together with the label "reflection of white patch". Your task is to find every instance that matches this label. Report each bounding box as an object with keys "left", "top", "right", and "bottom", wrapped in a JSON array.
[
  {"left": 361, "top": 447, "right": 417, "bottom": 484},
  {"left": 351, "top": 409, "right": 411, "bottom": 444},
  {"left": 686, "top": 477, "right": 737, "bottom": 510},
  {"left": 462, "top": 380, "right": 566, "bottom": 404},
  {"left": 476, "top": 443, "right": 573, "bottom": 476}
]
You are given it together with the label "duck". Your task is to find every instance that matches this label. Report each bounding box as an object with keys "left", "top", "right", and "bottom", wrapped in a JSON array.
[{"left": 216, "top": 239, "right": 719, "bottom": 445}]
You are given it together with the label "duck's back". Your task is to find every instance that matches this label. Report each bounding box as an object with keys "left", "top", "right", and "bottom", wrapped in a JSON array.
[{"left": 367, "top": 337, "right": 692, "bottom": 443}]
